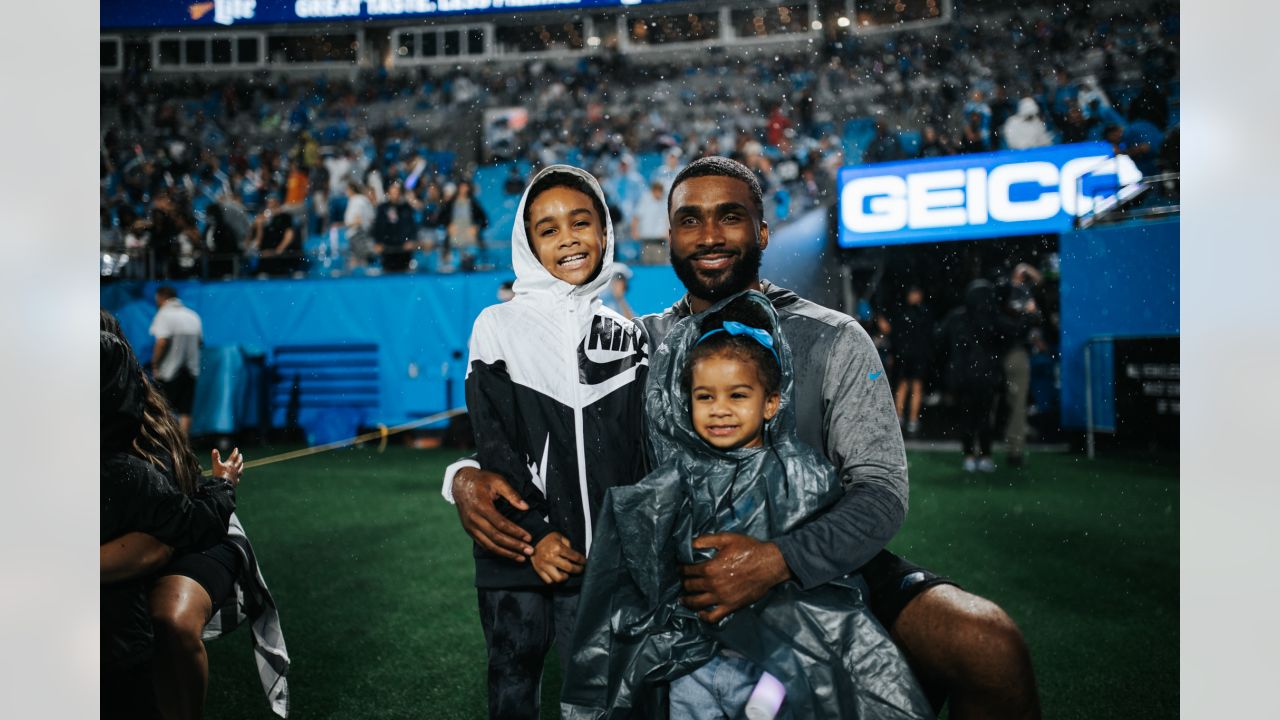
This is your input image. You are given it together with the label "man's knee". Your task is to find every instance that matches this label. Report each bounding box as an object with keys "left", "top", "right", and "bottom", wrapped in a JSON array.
[{"left": 893, "top": 585, "right": 1033, "bottom": 688}]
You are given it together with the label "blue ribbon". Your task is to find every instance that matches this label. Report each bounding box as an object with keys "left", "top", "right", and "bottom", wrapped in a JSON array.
[{"left": 695, "top": 321, "right": 781, "bottom": 365}]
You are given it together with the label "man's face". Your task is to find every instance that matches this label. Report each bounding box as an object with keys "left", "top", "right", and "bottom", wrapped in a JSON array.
[{"left": 668, "top": 175, "right": 767, "bottom": 303}]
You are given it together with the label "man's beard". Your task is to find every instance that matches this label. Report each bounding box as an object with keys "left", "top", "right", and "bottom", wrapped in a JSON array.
[{"left": 670, "top": 241, "right": 763, "bottom": 303}]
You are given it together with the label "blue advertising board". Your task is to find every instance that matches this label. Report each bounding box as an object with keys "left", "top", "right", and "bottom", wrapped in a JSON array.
[
  {"left": 101, "top": 0, "right": 683, "bottom": 30},
  {"left": 837, "top": 143, "right": 1143, "bottom": 248}
]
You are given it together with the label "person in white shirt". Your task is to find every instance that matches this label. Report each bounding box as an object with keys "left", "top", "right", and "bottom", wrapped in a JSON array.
[
  {"left": 343, "top": 181, "right": 376, "bottom": 269},
  {"left": 1002, "top": 98, "right": 1054, "bottom": 150},
  {"left": 630, "top": 181, "right": 670, "bottom": 265},
  {"left": 150, "top": 286, "right": 204, "bottom": 436}
]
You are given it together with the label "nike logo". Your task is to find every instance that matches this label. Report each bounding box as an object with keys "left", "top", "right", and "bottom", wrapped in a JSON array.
[
  {"left": 868, "top": 370, "right": 884, "bottom": 381},
  {"left": 578, "top": 316, "right": 648, "bottom": 385}
]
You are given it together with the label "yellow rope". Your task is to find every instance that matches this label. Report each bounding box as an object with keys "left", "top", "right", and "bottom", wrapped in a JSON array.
[{"left": 203, "top": 407, "right": 466, "bottom": 475}]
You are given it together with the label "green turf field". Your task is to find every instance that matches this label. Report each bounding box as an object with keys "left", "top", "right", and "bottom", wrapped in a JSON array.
[{"left": 201, "top": 446, "right": 1177, "bottom": 719}]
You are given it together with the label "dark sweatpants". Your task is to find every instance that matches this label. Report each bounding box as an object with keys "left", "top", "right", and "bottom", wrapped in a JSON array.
[
  {"left": 955, "top": 383, "right": 999, "bottom": 457},
  {"left": 477, "top": 587, "right": 580, "bottom": 720}
]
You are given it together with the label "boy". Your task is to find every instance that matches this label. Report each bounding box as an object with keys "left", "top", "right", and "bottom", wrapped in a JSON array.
[{"left": 465, "top": 165, "right": 648, "bottom": 719}]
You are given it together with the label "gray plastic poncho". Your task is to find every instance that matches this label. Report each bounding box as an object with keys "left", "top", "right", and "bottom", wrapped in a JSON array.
[{"left": 561, "top": 291, "right": 932, "bottom": 719}]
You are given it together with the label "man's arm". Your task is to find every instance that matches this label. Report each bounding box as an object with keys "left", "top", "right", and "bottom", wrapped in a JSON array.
[
  {"left": 101, "top": 532, "right": 173, "bottom": 584},
  {"left": 151, "top": 337, "right": 170, "bottom": 370},
  {"left": 772, "top": 319, "right": 908, "bottom": 588}
]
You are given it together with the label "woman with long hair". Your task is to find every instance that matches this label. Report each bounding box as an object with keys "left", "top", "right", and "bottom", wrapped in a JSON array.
[{"left": 101, "top": 311, "right": 288, "bottom": 719}]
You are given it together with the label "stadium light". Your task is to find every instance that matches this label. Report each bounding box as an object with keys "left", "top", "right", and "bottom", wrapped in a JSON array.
[{"left": 836, "top": 16, "right": 851, "bottom": 28}]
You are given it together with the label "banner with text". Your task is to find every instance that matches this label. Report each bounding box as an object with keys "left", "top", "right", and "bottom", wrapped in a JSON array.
[{"left": 837, "top": 143, "right": 1143, "bottom": 248}]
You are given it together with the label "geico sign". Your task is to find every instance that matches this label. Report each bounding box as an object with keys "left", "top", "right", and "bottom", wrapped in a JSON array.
[{"left": 840, "top": 149, "right": 1141, "bottom": 237}]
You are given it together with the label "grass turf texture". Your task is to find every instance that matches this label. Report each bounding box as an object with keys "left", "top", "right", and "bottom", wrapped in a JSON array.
[{"left": 202, "top": 446, "right": 1177, "bottom": 719}]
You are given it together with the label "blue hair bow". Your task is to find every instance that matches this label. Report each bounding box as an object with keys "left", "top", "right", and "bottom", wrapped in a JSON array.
[{"left": 695, "top": 321, "right": 781, "bottom": 365}]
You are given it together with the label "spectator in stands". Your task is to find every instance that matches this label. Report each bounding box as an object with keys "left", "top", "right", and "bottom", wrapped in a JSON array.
[
  {"left": 1121, "top": 107, "right": 1165, "bottom": 176},
  {"left": 343, "top": 180, "right": 376, "bottom": 269},
  {"left": 438, "top": 180, "right": 488, "bottom": 272},
  {"left": 631, "top": 181, "right": 669, "bottom": 266},
  {"left": 917, "top": 125, "right": 953, "bottom": 158},
  {"left": 1058, "top": 102, "right": 1096, "bottom": 144},
  {"left": 864, "top": 120, "right": 904, "bottom": 164},
  {"left": 893, "top": 286, "right": 933, "bottom": 437},
  {"left": 604, "top": 155, "right": 647, "bottom": 250},
  {"left": 201, "top": 203, "right": 241, "bottom": 279},
  {"left": 250, "top": 195, "right": 303, "bottom": 277},
  {"left": 282, "top": 160, "right": 309, "bottom": 208},
  {"left": 149, "top": 286, "right": 203, "bottom": 437},
  {"left": 650, "top": 149, "right": 683, "bottom": 194},
  {"left": 1002, "top": 98, "right": 1054, "bottom": 150},
  {"left": 959, "top": 111, "right": 992, "bottom": 154},
  {"left": 373, "top": 181, "right": 420, "bottom": 273}
]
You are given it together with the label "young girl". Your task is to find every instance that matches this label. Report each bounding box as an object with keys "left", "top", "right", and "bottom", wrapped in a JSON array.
[
  {"left": 561, "top": 292, "right": 932, "bottom": 720},
  {"left": 464, "top": 165, "right": 648, "bottom": 719}
]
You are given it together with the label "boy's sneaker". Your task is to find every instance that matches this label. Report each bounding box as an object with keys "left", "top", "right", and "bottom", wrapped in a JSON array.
[
  {"left": 977, "top": 457, "right": 997, "bottom": 473},
  {"left": 962, "top": 457, "right": 977, "bottom": 473},
  {"left": 906, "top": 420, "right": 921, "bottom": 436}
]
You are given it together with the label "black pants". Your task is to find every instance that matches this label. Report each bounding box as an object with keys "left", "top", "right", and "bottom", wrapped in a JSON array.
[
  {"left": 477, "top": 587, "right": 580, "bottom": 720},
  {"left": 955, "top": 383, "right": 999, "bottom": 457}
]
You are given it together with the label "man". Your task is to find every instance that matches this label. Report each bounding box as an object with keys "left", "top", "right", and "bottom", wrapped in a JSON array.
[
  {"left": 629, "top": 181, "right": 669, "bottom": 266},
  {"left": 445, "top": 158, "right": 1040, "bottom": 718},
  {"left": 1001, "top": 264, "right": 1044, "bottom": 468},
  {"left": 149, "top": 286, "right": 203, "bottom": 436},
  {"left": 372, "top": 181, "right": 420, "bottom": 273},
  {"left": 249, "top": 195, "right": 302, "bottom": 277},
  {"left": 343, "top": 180, "right": 376, "bottom": 270}
]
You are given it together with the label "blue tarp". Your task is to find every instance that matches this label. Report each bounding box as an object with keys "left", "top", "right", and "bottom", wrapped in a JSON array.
[
  {"left": 101, "top": 267, "right": 685, "bottom": 436},
  {"left": 1059, "top": 218, "right": 1179, "bottom": 429}
]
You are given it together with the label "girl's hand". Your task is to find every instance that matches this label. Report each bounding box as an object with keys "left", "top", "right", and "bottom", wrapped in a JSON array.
[
  {"left": 212, "top": 447, "right": 244, "bottom": 488},
  {"left": 531, "top": 532, "right": 586, "bottom": 584}
]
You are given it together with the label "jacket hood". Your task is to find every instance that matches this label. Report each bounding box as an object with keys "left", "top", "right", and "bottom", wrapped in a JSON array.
[
  {"left": 510, "top": 164, "right": 615, "bottom": 301},
  {"left": 1016, "top": 97, "right": 1040, "bottom": 118},
  {"left": 645, "top": 290, "right": 796, "bottom": 467}
]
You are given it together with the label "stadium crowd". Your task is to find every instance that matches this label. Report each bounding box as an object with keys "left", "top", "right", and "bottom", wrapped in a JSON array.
[{"left": 100, "top": 1, "right": 1177, "bottom": 280}]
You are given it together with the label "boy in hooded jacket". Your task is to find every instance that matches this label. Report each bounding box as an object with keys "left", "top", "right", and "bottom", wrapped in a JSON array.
[
  {"left": 560, "top": 292, "right": 932, "bottom": 720},
  {"left": 464, "top": 165, "right": 649, "bottom": 719}
]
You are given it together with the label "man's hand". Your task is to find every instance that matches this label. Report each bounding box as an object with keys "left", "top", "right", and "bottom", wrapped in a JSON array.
[
  {"left": 531, "top": 532, "right": 586, "bottom": 584},
  {"left": 679, "top": 533, "right": 792, "bottom": 623},
  {"left": 453, "top": 466, "right": 534, "bottom": 562}
]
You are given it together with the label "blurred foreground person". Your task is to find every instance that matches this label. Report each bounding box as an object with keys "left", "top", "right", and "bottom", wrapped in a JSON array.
[{"left": 102, "top": 312, "right": 290, "bottom": 720}]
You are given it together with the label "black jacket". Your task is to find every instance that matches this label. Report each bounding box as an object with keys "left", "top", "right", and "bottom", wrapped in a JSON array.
[{"left": 100, "top": 452, "right": 235, "bottom": 669}]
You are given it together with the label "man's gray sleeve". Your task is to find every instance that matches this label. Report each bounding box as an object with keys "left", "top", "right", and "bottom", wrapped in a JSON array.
[{"left": 773, "top": 320, "right": 909, "bottom": 589}]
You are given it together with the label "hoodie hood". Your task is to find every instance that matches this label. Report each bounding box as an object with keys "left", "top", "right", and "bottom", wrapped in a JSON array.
[
  {"left": 510, "top": 164, "right": 615, "bottom": 301},
  {"left": 1016, "top": 97, "right": 1040, "bottom": 119},
  {"left": 645, "top": 290, "right": 797, "bottom": 468}
]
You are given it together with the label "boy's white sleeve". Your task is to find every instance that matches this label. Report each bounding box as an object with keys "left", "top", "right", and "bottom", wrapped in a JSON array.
[{"left": 440, "top": 457, "right": 481, "bottom": 504}]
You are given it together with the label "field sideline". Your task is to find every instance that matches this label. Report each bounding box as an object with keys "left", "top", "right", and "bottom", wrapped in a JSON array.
[{"left": 200, "top": 446, "right": 1178, "bottom": 719}]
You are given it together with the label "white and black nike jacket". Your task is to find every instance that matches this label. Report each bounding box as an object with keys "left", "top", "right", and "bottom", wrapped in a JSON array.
[{"left": 466, "top": 165, "right": 649, "bottom": 590}]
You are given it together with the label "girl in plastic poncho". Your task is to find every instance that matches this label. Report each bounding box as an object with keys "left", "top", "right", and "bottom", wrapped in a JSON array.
[{"left": 561, "top": 292, "right": 932, "bottom": 720}]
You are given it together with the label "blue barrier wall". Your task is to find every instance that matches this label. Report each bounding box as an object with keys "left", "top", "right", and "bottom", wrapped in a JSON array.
[
  {"left": 1059, "top": 217, "right": 1179, "bottom": 429},
  {"left": 101, "top": 266, "right": 683, "bottom": 431}
]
